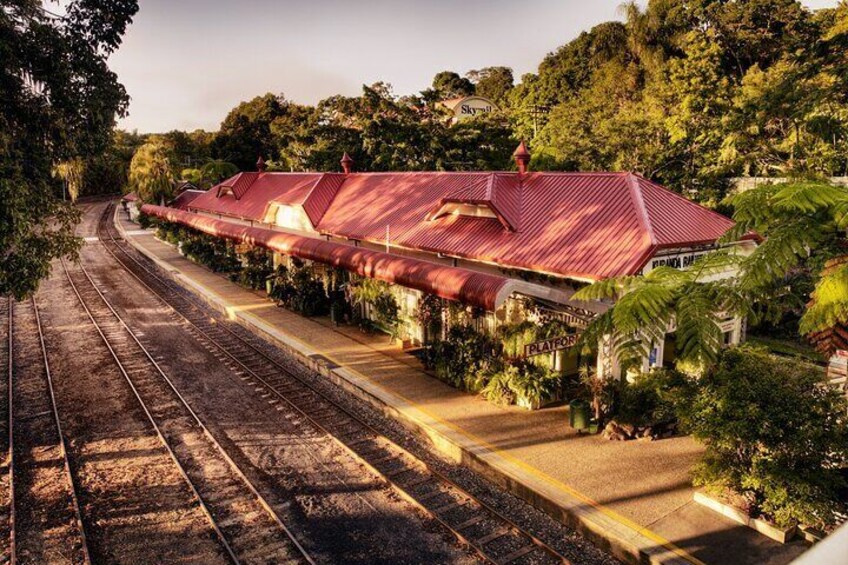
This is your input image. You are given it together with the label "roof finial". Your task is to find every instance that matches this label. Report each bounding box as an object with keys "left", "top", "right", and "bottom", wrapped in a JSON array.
[
  {"left": 513, "top": 140, "right": 531, "bottom": 175},
  {"left": 256, "top": 155, "right": 267, "bottom": 172},
  {"left": 340, "top": 152, "right": 354, "bottom": 175}
]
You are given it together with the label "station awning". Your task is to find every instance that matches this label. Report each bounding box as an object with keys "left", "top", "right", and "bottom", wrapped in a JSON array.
[{"left": 141, "top": 204, "right": 516, "bottom": 311}]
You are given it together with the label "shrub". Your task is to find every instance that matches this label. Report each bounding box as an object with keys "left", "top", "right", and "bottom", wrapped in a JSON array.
[
  {"left": 236, "top": 247, "right": 273, "bottom": 290},
  {"left": 137, "top": 211, "right": 154, "bottom": 229},
  {"left": 615, "top": 369, "right": 691, "bottom": 428},
  {"left": 679, "top": 346, "right": 848, "bottom": 529},
  {"left": 431, "top": 325, "right": 502, "bottom": 392},
  {"left": 347, "top": 278, "right": 399, "bottom": 336},
  {"left": 417, "top": 293, "right": 444, "bottom": 344},
  {"left": 269, "top": 261, "right": 329, "bottom": 316},
  {"left": 483, "top": 360, "right": 560, "bottom": 407}
]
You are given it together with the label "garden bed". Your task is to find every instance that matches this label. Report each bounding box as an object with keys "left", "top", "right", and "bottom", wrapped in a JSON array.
[{"left": 693, "top": 491, "right": 797, "bottom": 543}]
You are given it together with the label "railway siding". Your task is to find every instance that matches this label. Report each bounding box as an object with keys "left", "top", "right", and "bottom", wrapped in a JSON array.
[
  {"left": 9, "top": 298, "right": 89, "bottom": 564},
  {"left": 35, "top": 274, "right": 229, "bottom": 565},
  {"left": 62, "top": 260, "right": 312, "bottom": 565}
]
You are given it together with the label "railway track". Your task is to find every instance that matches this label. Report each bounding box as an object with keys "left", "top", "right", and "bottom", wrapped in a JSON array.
[
  {"left": 102, "top": 204, "right": 571, "bottom": 565},
  {"left": 1, "top": 298, "right": 11, "bottom": 564},
  {"left": 60, "top": 257, "right": 314, "bottom": 565},
  {"left": 7, "top": 297, "right": 90, "bottom": 565}
]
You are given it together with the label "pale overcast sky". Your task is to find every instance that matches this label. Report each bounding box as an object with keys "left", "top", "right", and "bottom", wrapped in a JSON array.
[{"left": 109, "top": 0, "right": 841, "bottom": 133}]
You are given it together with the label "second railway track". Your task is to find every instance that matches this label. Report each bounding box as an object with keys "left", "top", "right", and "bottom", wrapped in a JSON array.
[
  {"left": 60, "top": 258, "right": 313, "bottom": 565},
  {"left": 100, "top": 203, "right": 570, "bottom": 565},
  {"left": 8, "top": 296, "right": 90, "bottom": 565}
]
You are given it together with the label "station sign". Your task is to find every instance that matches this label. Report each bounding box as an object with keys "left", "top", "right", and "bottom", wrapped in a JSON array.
[
  {"left": 641, "top": 247, "right": 715, "bottom": 275},
  {"left": 524, "top": 333, "right": 580, "bottom": 357}
]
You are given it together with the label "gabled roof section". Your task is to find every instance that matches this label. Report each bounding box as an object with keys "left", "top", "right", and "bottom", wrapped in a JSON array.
[
  {"left": 169, "top": 189, "right": 204, "bottom": 211},
  {"left": 191, "top": 172, "right": 326, "bottom": 223},
  {"left": 302, "top": 173, "right": 346, "bottom": 226},
  {"left": 216, "top": 172, "right": 259, "bottom": 200},
  {"left": 428, "top": 173, "right": 521, "bottom": 231},
  {"left": 635, "top": 174, "right": 734, "bottom": 248}
]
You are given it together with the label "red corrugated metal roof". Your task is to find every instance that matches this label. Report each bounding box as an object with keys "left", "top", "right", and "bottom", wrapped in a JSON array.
[
  {"left": 189, "top": 172, "right": 326, "bottom": 223},
  {"left": 185, "top": 170, "right": 735, "bottom": 281},
  {"left": 141, "top": 204, "right": 511, "bottom": 310},
  {"left": 169, "top": 189, "right": 204, "bottom": 211}
]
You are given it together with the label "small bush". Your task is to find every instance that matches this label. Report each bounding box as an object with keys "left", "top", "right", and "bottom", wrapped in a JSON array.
[
  {"left": 269, "top": 261, "right": 329, "bottom": 316},
  {"left": 679, "top": 346, "right": 848, "bottom": 529},
  {"left": 137, "top": 211, "right": 154, "bottom": 229},
  {"left": 615, "top": 369, "right": 690, "bottom": 428},
  {"left": 431, "top": 325, "right": 502, "bottom": 392},
  {"left": 483, "top": 360, "right": 560, "bottom": 407},
  {"left": 236, "top": 247, "right": 273, "bottom": 290}
]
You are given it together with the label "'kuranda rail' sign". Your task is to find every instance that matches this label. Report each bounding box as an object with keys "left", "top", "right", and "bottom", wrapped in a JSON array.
[
  {"left": 641, "top": 247, "right": 716, "bottom": 274},
  {"left": 524, "top": 334, "right": 580, "bottom": 357}
]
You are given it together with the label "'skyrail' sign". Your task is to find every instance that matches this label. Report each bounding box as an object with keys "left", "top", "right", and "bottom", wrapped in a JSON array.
[{"left": 524, "top": 334, "right": 579, "bottom": 357}]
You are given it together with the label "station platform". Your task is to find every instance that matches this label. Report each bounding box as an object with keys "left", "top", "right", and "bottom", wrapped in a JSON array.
[{"left": 114, "top": 209, "right": 807, "bottom": 565}]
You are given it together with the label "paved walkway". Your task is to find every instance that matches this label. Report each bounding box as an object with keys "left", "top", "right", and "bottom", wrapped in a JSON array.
[{"left": 115, "top": 209, "right": 807, "bottom": 565}]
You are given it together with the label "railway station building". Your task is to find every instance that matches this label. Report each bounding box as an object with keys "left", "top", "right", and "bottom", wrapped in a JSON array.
[{"left": 142, "top": 144, "right": 753, "bottom": 382}]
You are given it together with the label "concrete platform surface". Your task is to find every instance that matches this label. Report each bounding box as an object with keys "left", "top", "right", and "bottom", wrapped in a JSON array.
[{"left": 115, "top": 209, "right": 809, "bottom": 565}]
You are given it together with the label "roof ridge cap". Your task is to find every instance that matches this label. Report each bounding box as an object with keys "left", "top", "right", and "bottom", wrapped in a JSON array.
[
  {"left": 627, "top": 172, "right": 657, "bottom": 246},
  {"left": 484, "top": 173, "right": 495, "bottom": 201}
]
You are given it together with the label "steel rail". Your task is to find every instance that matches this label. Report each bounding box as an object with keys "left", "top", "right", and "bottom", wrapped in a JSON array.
[
  {"left": 103, "top": 203, "right": 570, "bottom": 565},
  {"left": 61, "top": 257, "right": 314, "bottom": 565},
  {"left": 60, "top": 259, "right": 240, "bottom": 564},
  {"left": 29, "top": 296, "right": 93, "bottom": 565},
  {"left": 6, "top": 297, "right": 15, "bottom": 565}
]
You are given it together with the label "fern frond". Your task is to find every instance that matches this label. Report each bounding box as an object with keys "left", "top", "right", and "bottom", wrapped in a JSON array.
[
  {"left": 574, "top": 310, "right": 613, "bottom": 355},
  {"left": 723, "top": 183, "right": 782, "bottom": 231},
  {"left": 738, "top": 217, "right": 824, "bottom": 291},
  {"left": 772, "top": 181, "right": 848, "bottom": 214},
  {"left": 686, "top": 249, "right": 743, "bottom": 282},
  {"left": 572, "top": 275, "right": 639, "bottom": 301},
  {"left": 675, "top": 291, "right": 723, "bottom": 366},
  {"left": 800, "top": 261, "right": 848, "bottom": 336},
  {"left": 611, "top": 282, "right": 675, "bottom": 336}
]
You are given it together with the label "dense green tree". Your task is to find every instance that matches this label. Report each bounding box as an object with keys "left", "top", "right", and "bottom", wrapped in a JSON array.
[
  {"left": 128, "top": 138, "right": 175, "bottom": 204},
  {"left": 1, "top": 0, "right": 138, "bottom": 299},
  {"left": 466, "top": 66, "right": 514, "bottom": 105},
  {"left": 80, "top": 129, "right": 145, "bottom": 197},
  {"left": 678, "top": 347, "right": 847, "bottom": 529},
  {"left": 426, "top": 70, "right": 475, "bottom": 102},
  {"left": 212, "top": 93, "right": 292, "bottom": 170},
  {"left": 199, "top": 160, "right": 239, "bottom": 186},
  {"left": 281, "top": 83, "right": 514, "bottom": 173}
]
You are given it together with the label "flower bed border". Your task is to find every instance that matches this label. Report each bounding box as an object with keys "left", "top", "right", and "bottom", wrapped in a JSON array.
[{"left": 693, "top": 491, "right": 797, "bottom": 544}]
